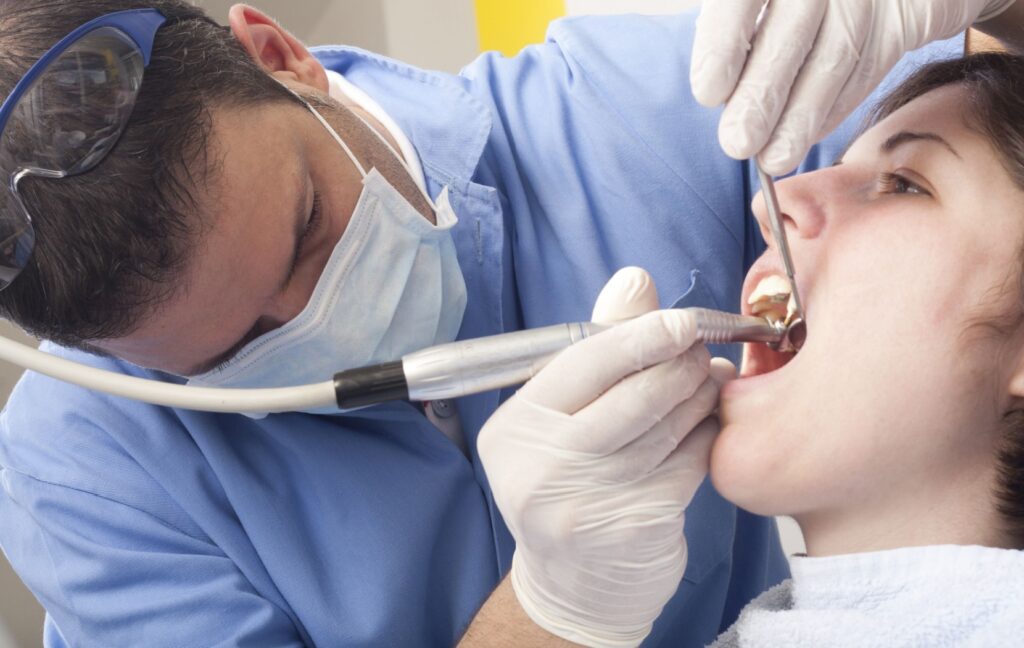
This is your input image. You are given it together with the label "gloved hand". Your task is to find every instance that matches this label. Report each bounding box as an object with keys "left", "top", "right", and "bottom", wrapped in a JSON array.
[
  {"left": 690, "top": 0, "right": 1017, "bottom": 175},
  {"left": 477, "top": 267, "right": 735, "bottom": 647}
]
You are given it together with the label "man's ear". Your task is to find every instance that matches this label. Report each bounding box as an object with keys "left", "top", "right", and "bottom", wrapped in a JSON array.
[{"left": 228, "top": 4, "right": 328, "bottom": 93}]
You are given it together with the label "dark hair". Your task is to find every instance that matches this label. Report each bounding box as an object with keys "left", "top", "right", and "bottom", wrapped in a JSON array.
[
  {"left": 869, "top": 52, "right": 1024, "bottom": 547},
  {"left": 0, "top": 0, "right": 297, "bottom": 346}
]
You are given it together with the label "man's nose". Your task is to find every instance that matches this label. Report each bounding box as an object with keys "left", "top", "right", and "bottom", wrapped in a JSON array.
[{"left": 751, "top": 170, "right": 829, "bottom": 245}]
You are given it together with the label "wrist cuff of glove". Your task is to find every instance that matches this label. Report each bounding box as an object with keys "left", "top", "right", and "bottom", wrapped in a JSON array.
[
  {"left": 509, "top": 553, "right": 651, "bottom": 648},
  {"left": 977, "top": 0, "right": 1017, "bottom": 23}
]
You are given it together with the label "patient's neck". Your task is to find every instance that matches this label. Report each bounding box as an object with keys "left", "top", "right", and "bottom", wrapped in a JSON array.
[
  {"left": 798, "top": 510, "right": 1014, "bottom": 557},
  {"left": 794, "top": 469, "right": 1015, "bottom": 556}
]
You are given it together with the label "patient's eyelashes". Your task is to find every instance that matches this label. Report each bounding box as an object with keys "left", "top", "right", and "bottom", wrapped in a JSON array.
[{"left": 877, "top": 171, "right": 930, "bottom": 197}]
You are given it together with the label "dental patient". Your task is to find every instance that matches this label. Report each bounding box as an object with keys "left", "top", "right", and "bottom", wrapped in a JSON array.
[{"left": 710, "top": 52, "right": 1024, "bottom": 646}]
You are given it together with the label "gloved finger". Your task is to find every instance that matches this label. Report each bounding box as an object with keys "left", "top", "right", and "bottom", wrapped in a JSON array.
[
  {"left": 819, "top": 0, "right": 996, "bottom": 139},
  {"left": 757, "top": 2, "right": 871, "bottom": 175},
  {"left": 690, "top": 0, "right": 766, "bottom": 108},
  {"left": 595, "top": 373, "right": 720, "bottom": 481},
  {"left": 816, "top": 38, "right": 905, "bottom": 140},
  {"left": 591, "top": 266, "right": 660, "bottom": 324},
  {"left": 571, "top": 345, "right": 711, "bottom": 455},
  {"left": 709, "top": 357, "right": 737, "bottom": 385},
  {"left": 519, "top": 309, "right": 700, "bottom": 415},
  {"left": 716, "top": 0, "right": 828, "bottom": 160},
  {"left": 978, "top": 0, "right": 1019, "bottom": 24},
  {"left": 647, "top": 415, "right": 719, "bottom": 506}
]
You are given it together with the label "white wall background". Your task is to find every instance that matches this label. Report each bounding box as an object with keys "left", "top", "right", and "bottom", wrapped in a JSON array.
[{"left": 0, "top": 1, "right": 804, "bottom": 645}]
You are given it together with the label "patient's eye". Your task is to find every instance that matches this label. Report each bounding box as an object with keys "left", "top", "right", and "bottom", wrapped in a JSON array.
[{"left": 878, "top": 171, "right": 929, "bottom": 197}]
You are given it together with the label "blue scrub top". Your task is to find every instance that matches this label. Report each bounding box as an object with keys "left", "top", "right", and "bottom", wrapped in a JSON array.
[{"left": 0, "top": 12, "right": 960, "bottom": 647}]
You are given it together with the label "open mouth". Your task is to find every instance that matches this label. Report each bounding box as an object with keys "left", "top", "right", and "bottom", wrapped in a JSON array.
[{"left": 742, "top": 275, "right": 804, "bottom": 378}]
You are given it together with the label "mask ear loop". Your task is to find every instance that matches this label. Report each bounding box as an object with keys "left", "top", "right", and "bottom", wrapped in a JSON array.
[
  {"left": 276, "top": 82, "right": 368, "bottom": 179},
  {"left": 343, "top": 108, "right": 438, "bottom": 211},
  {"left": 278, "top": 81, "right": 439, "bottom": 212}
]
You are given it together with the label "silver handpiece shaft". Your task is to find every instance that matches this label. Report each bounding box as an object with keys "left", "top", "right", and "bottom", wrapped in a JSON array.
[
  {"left": 402, "top": 308, "right": 781, "bottom": 402},
  {"left": 756, "top": 165, "right": 805, "bottom": 320},
  {"left": 404, "top": 321, "right": 598, "bottom": 401}
]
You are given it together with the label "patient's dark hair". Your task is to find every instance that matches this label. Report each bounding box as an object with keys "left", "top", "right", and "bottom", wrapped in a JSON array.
[
  {"left": 869, "top": 52, "right": 1024, "bottom": 547},
  {"left": 0, "top": 0, "right": 297, "bottom": 347}
]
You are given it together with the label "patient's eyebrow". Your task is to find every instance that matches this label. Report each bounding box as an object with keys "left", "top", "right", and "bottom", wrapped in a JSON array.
[{"left": 881, "top": 131, "right": 961, "bottom": 160}]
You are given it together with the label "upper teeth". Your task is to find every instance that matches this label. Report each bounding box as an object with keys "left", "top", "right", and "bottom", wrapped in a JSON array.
[
  {"left": 749, "top": 275, "right": 798, "bottom": 324},
  {"left": 748, "top": 275, "right": 789, "bottom": 304}
]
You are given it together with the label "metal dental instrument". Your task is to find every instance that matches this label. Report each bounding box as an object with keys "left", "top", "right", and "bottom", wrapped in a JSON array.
[
  {"left": 756, "top": 164, "right": 806, "bottom": 352},
  {"left": 332, "top": 307, "right": 793, "bottom": 409}
]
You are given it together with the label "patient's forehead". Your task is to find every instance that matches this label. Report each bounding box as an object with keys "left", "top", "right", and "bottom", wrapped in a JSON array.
[{"left": 852, "top": 85, "right": 973, "bottom": 155}]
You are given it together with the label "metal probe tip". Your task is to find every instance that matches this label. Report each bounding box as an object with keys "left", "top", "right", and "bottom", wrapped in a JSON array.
[{"left": 756, "top": 165, "right": 806, "bottom": 323}]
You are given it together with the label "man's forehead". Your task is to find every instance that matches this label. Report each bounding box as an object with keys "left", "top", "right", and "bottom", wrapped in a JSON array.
[{"left": 207, "top": 104, "right": 305, "bottom": 210}]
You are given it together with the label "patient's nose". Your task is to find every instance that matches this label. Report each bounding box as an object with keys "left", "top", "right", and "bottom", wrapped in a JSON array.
[{"left": 751, "top": 170, "right": 829, "bottom": 246}]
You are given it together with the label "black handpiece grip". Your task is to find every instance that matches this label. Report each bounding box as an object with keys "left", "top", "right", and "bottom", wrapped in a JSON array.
[{"left": 334, "top": 361, "right": 408, "bottom": 409}]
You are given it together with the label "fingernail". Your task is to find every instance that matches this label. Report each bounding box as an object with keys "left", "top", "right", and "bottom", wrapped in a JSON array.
[
  {"left": 761, "top": 139, "right": 798, "bottom": 176},
  {"left": 692, "top": 52, "right": 739, "bottom": 107},
  {"left": 719, "top": 114, "right": 756, "bottom": 159},
  {"left": 614, "top": 267, "right": 652, "bottom": 302}
]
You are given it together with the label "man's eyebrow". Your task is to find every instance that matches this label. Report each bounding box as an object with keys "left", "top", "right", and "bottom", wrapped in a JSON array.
[{"left": 881, "top": 130, "right": 962, "bottom": 159}]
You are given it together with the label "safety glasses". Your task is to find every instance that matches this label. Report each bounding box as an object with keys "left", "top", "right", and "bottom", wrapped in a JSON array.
[{"left": 0, "top": 9, "right": 166, "bottom": 290}]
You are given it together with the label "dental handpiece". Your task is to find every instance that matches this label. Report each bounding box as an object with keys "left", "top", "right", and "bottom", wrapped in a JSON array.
[{"left": 332, "top": 308, "right": 795, "bottom": 409}]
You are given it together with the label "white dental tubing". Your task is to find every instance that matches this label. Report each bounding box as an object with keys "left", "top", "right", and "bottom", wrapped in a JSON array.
[{"left": 0, "top": 333, "right": 337, "bottom": 414}]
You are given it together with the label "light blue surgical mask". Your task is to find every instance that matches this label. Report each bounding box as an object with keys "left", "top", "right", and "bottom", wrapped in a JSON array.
[{"left": 188, "top": 93, "right": 467, "bottom": 415}]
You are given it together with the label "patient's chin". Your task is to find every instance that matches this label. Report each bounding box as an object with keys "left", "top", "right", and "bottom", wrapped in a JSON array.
[{"left": 709, "top": 422, "right": 788, "bottom": 516}]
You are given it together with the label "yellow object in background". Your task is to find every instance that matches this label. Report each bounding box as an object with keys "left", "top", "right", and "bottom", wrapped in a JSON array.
[{"left": 473, "top": 0, "right": 566, "bottom": 57}]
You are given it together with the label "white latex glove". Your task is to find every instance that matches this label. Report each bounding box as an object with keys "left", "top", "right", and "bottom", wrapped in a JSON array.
[
  {"left": 477, "top": 267, "right": 735, "bottom": 647},
  {"left": 690, "top": 0, "right": 1018, "bottom": 175}
]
